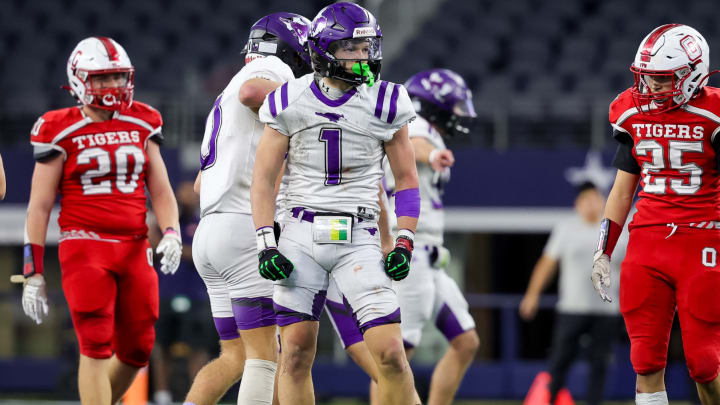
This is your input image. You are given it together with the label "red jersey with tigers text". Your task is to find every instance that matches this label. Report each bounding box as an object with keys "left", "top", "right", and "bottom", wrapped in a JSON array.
[
  {"left": 30, "top": 102, "right": 163, "bottom": 238},
  {"left": 609, "top": 87, "right": 720, "bottom": 229}
]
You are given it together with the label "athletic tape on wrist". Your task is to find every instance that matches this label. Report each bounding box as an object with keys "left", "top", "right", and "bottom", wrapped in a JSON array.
[
  {"left": 596, "top": 218, "right": 622, "bottom": 259},
  {"left": 428, "top": 149, "right": 440, "bottom": 165},
  {"left": 394, "top": 188, "right": 420, "bottom": 218},
  {"left": 256, "top": 226, "right": 277, "bottom": 251},
  {"left": 396, "top": 229, "right": 415, "bottom": 251},
  {"left": 23, "top": 243, "right": 44, "bottom": 277}
]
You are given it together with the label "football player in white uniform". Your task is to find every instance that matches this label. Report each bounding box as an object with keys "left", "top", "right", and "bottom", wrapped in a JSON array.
[
  {"left": 326, "top": 68, "right": 480, "bottom": 405},
  {"left": 251, "top": 3, "right": 421, "bottom": 404},
  {"left": 187, "top": 13, "right": 312, "bottom": 405}
]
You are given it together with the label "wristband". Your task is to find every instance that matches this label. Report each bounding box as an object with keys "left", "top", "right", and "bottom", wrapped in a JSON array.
[
  {"left": 394, "top": 188, "right": 420, "bottom": 218},
  {"left": 396, "top": 229, "right": 415, "bottom": 251},
  {"left": 428, "top": 149, "right": 440, "bottom": 165},
  {"left": 596, "top": 218, "right": 622, "bottom": 259},
  {"left": 23, "top": 243, "right": 44, "bottom": 277},
  {"left": 164, "top": 227, "right": 181, "bottom": 240},
  {"left": 256, "top": 226, "right": 277, "bottom": 251}
]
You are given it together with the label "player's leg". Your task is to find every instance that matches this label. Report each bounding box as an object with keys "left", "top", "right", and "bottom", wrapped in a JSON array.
[
  {"left": 185, "top": 215, "right": 247, "bottom": 405},
  {"left": 621, "top": 229, "right": 676, "bottom": 403},
  {"left": 111, "top": 239, "right": 159, "bottom": 402},
  {"left": 675, "top": 230, "right": 720, "bottom": 405},
  {"left": 586, "top": 315, "right": 619, "bottom": 405},
  {"left": 426, "top": 269, "right": 479, "bottom": 405},
  {"left": 333, "top": 228, "right": 416, "bottom": 404},
  {"left": 59, "top": 239, "right": 117, "bottom": 404}
]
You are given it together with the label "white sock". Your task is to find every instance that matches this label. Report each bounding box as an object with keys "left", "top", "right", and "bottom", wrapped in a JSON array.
[
  {"left": 153, "top": 390, "right": 172, "bottom": 405},
  {"left": 237, "top": 359, "right": 277, "bottom": 405},
  {"left": 636, "top": 391, "right": 668, "bottom": 405}
]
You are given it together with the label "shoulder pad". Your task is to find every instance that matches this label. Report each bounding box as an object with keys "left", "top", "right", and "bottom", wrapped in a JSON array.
[{"left": 608, "top": 88, "right": 636, "bottom": 126}]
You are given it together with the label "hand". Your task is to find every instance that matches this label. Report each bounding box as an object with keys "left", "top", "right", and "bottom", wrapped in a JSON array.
[
  {"left": 22, "top": 274, "right": 49, "bottom": 324},
  {"left": 385, "top": 236, "right": 413, "bottom": 281},
  {"left": 156, "top": 230, "right": 182, "bottom": 275},
  {"left": 591, "top": 252, "right": 612, "bottom": 302},
  {"left": 258, "top": 248, "right": 294, "bottom": 281},
  {"left": 429, "top": 149, "right": 455, "bottom": 172},
  {"left": 518, "top": 293, "right": 539, "bottom": 321},
  {"left": 429, "top": 246, "right": 451, "bottom": 269}
]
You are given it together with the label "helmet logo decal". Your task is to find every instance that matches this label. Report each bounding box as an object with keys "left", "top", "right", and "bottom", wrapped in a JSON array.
[
  {"left": 279, "top": 16, "right": 309, "bottom": 46},
  {"left": 352, "top": 27, "right": 376, "bottom": 38},
  {"left": 311, "top": 16, "right": 328, "bottom": 37},
  {"left": 102, "top": 93, "right": 118, "bottom": 106},
  {"left": 680, "top": 35, "right": 702, "bottom": 62}
]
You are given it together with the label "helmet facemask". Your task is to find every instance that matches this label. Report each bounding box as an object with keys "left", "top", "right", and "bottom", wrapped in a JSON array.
[
  {"left": 242, "top": 30, "right": 313, "bottom": 78},
  {"left": 311, "top": 37, "right": 382, "bottom": 87},
  {"left": 630, "top": 65, "right": 692, "bottom": 113},
  {"left": 414, "top": 97, "right": 477, "bottom": 138},
  {"left": 73, "top": 68, "right": 135, "bottom": 111}
]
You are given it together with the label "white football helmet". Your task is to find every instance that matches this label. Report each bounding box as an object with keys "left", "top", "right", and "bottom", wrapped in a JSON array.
[
  {"left": 631, "top": 24, "right": 711, "bottom": 113},
  {"left": 66, "top": 37, "right": 134, "bottom": 111}
]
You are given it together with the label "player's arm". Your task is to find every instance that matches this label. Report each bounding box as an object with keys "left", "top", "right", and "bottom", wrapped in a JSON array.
[
  {"left": 519, "top": 254, "right": 559, "bottom": 320},
  {"left": 239, "top": 78, "right": 283, "bottom": 113},
  {"left": 0, "top": 152, "right": 6, "bottom": 200},
  {"left": 377, "top": 182, "right": 394, "bottom": 257},
  {"left": 603, "top": 169, "right": 639, "bottom": 227},
  {"left": 251, "top": 125, "right": 293, "bottom": 281},
  {"left": 26, "top": 155, "right": 63, "bottom": 248},
  {"left": 251, "top": 126, "right": 288, "bottom": 230},
  {"left": 410, "top": 137, "right": 454, "bottom": 172},
  {"left": 146, "top": 141, "right": 182, "bottom": 275},
  {"left": 193, "top": 170, "right": 201, "bottom": 195},
  {"left": 385, "top": 125, "right": 419, "bottom": 233},
  {"left": 384, "top": 125, "right": 420, "bottom": 281}
]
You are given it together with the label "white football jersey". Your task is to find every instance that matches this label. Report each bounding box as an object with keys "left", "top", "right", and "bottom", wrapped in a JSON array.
[
  {"left": 259, "top": 74, "right": 415, "bottom": 218},
  {"left": 198, "top": 56, "right": 294, "bottom": 217},
  {"left": 385, "top": 115, "right": 447, "bottom": 245}
]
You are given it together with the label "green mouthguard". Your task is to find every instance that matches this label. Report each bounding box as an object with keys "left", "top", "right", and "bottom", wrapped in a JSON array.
[{"left": 352, "top": 62, "right": 375, "bottom": 87}]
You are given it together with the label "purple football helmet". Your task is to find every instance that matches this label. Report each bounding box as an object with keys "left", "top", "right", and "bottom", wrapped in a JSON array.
[
  {"left": 308, "top": 2, "right": 382, "bottom": 86},
  {"left": 243, "top": 12, "right": 313, "bottom": 78},
  {"left": 405, "top": 69, "right": 477, "bottom": 137}
]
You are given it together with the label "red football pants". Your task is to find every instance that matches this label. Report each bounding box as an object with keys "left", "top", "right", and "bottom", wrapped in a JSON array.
[
  {"left": 59, "top": 237, "right": 159, "bottom": 367},
  {"left": 621, "top": 226, "right": 720, "bottom": 383}
]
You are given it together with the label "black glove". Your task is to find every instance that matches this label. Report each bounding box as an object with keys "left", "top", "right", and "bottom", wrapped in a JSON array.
[
  {"left": 258, "top": 248, "right": 294, "bottom": 281},
  {"left": 385, "top": 236, "right": 413, "bottom": 281}
]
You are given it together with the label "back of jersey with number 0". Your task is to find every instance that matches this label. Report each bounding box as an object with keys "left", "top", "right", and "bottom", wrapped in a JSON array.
[{"left": 198, "top": 56, "right": 294, "bottom": 217}]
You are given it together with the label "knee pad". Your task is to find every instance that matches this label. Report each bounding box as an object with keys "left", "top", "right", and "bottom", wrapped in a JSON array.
[
  {"left": 115, "top": 323, "right": 155, "bottom": 367},
  {"left": 688, "top": 271, "right": 720, "bottom": 323},
  {"left": 686, "top": 349, "right": 720, "bottom": 383},
  {"left": 73, "top": 311, "right": 114, "bottom": 359}
]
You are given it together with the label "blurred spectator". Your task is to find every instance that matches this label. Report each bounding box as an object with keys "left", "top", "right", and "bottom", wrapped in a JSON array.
[
  {"left": 149, "top": 181, "right": 216, "bottom": 404},
  {"left": 519, "top": 181, "right": 626, "bottom": 405}
]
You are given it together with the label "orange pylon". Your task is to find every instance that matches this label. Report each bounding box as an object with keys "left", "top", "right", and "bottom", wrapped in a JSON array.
[{"left": 122, "top": 366, "right": 148, "bottom": 405}]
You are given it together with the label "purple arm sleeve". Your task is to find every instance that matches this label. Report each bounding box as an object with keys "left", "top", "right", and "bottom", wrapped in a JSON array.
[{"left": 394, "top": 188, "right": 420, "bottom": 218}]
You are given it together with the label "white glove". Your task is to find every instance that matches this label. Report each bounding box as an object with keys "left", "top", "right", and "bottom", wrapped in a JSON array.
[
  {"left": 591, "top": 252, "right": 612, "bottom": 302},
  {"left": 156, "top": 230, "right": 182, "bottom": 275},
  {"left": 22, "top": 274, "right": 49, "bottom": 324}
]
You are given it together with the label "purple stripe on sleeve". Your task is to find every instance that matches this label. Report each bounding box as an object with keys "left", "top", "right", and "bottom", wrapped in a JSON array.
[
  {"left": 310, "top": 81, "right": 357, "bottom": 107},
  {"left": 386, "top": 84, "right": 400, "bottom": 123},
  {"left": 268, "top": 90, "right": 278, "bottom": 117},
  {"left": 359, "top": 308, "right": 401, "bottom": 334},
  {"left": 435, "top": 303, "right": 468, "bottom": 342},
  {"left": 231, "top": 297, "right": 276, "bottom": 330},
  {"left": 326, "top": 299, "right": 364, "bottom": 348},
  {"left": 213, "top": 316, "right": 241, "bottom": 340},
  {"left": 394, "top": 188, "right": 420, "bottom": 218},
  {"left": 374, "top": 81, "right": 389, "bottom": 119},
  {"left": 280, "top": 82, "right": 289, "bottom": 110}
]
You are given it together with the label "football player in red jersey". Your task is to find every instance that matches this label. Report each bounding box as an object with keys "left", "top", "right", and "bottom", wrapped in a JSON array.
[
  {"left": 20, "top": 37, "right": 181, "bottom": 404},
  {"left": 0, "top": 151, "right": 5, "bottom": 199},
  {"left": 592, "top": 24, "right": 720, "bottom": 405}
]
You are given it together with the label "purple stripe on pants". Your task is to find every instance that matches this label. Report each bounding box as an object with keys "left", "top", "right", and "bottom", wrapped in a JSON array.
[
  {"left": 435, "top": 303, "right": 467, "bottom": 342},
  {"left": 268, "top": 89, "right": 277, "bottom": 117},
  {"left": 231, "top": 297, "right": 276, "bottom": 330},
  {"left": 213, "top": 316, "right": 240, "bottom": 340},
  {"left": 359, "top": 308, "right": 401, "bottom": 334},
  {"left": 326, "top": 299, "right": 363, "bottom": 348},
  {"left": 273, "top": 289, "right": 327, "bottom": 327},
  {"left": 386, "top": 83, "right": 400, "bottom": 123}
]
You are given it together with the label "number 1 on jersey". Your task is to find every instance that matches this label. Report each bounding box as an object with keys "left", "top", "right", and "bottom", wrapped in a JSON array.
[{"left": 319, "top": 128, "right": 342, "bottom": 185}]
